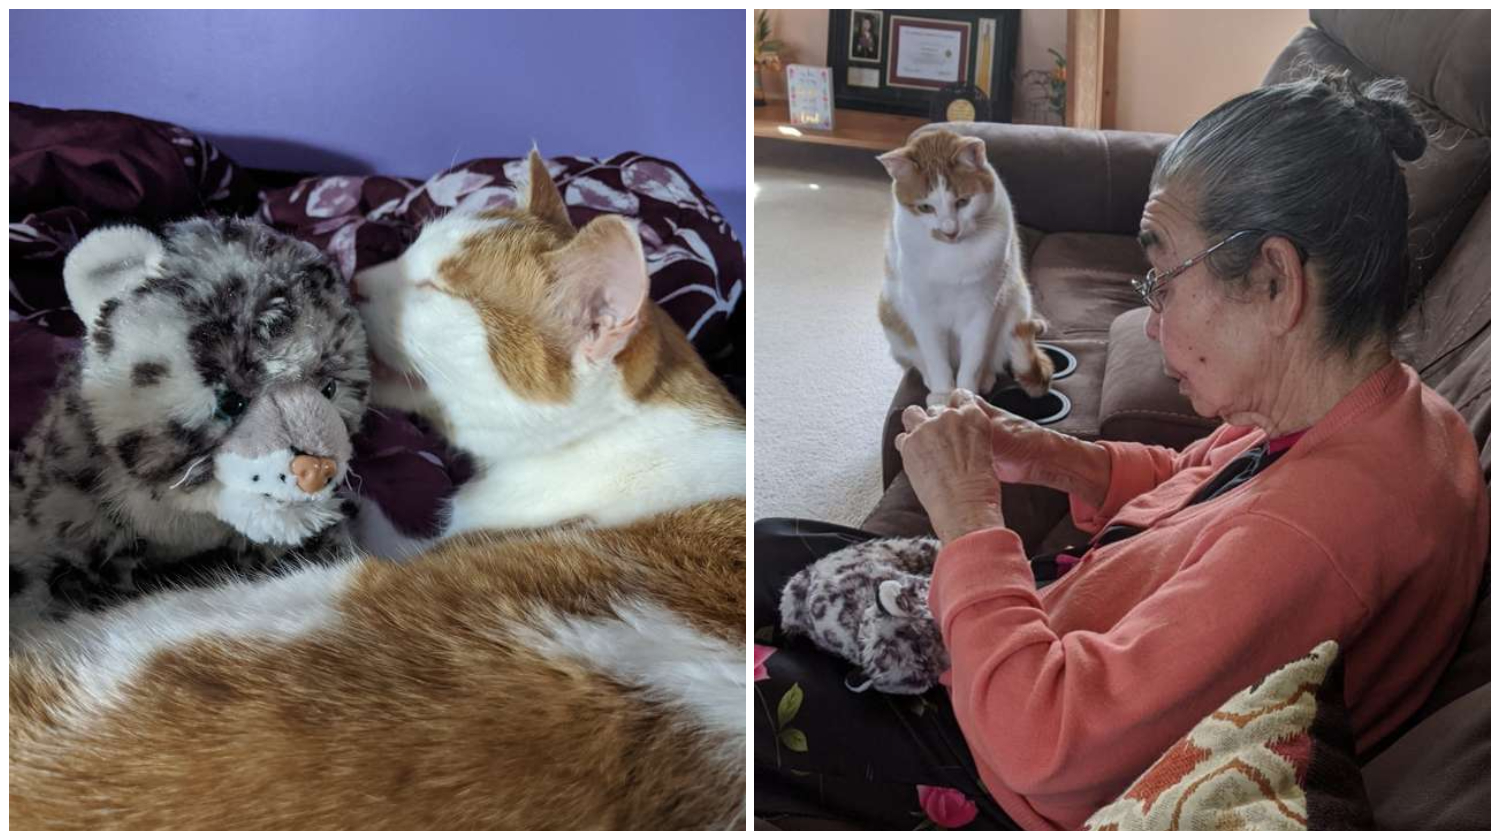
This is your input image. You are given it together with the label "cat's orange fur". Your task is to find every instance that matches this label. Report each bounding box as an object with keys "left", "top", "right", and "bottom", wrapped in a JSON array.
[{"left": 10, "top": 153, "right": 746, "bottom": 830}]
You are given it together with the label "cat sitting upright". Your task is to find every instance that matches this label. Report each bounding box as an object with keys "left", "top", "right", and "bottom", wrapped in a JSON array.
[
  {"left": 10, "top": 151, "right": 747, "bottom": 830},
  {"left": 876, "top": 128, "right": 1052, "bottom": 408}
]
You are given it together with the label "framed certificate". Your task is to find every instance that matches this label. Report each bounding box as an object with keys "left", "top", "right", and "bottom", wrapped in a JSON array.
[
  {"left": 825, "top": 9, "right": 1019, "bottom": 121},
  {"left": 886, "top": 16, "right": 970, "bottom": 89}
]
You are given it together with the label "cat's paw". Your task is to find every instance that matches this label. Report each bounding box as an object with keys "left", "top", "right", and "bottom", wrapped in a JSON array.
[
  {"left": 1016, "top": 350, "right": 1055, "bottom": 398},
  {"left": 924, "top": 390, "right": 953, "bottom": 409}
]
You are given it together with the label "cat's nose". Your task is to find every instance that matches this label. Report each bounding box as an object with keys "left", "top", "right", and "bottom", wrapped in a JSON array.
[{"left": 289, "top": 454, "right": 338, "bottom": 493}]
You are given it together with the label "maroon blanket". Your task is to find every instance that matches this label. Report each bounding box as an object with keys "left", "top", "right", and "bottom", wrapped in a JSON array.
[{"left": 10, "top": 103, "right": 745, "bottom": 537}]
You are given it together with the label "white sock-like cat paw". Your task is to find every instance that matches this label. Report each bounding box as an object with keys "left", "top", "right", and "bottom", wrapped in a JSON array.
[{"left": 215, "top": 490, "right": 345, "bottom": 546}]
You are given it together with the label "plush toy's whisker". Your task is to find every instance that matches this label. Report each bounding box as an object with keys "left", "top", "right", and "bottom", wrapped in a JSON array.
[
  {"left": 342, "top": 466, "right": 363, "bottom": 495},
  {"left": 168, "top": 456, "right": 210, "bottom": 490}
]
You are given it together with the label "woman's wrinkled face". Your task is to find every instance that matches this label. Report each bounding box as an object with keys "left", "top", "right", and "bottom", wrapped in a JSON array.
[{"left": 1138, "top": 187, "right": 1271, "bottom": 422}]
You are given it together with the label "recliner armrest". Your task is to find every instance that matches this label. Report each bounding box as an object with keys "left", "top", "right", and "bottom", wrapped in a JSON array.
[{"left": 914, "top": 122, "right": 1175, "bottom": 236}]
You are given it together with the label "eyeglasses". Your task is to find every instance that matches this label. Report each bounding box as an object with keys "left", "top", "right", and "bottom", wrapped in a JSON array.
[{"left": 1131, "top": 229, "right": 1259, "bottom": 312}]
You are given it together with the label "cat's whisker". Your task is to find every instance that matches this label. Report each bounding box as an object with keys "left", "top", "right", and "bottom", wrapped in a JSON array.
[{"left": 408, "top": 340, "right": 457, "bottom": 389}]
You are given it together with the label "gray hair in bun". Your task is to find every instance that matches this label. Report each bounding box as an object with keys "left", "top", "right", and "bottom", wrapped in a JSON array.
[{"left": 1151, "top": 68, "right": 1431, "bottom": 358}]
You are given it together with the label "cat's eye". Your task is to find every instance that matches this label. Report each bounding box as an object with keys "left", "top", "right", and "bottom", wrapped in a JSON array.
[
  {"left": 321, "top": 380, "right": 338, "bottom": 400},
  {"left": 956, "top": 197, "right": 971, "bottom": 209},
  {"left": 216, "top": 389, "right": 249, "bottom": 421},
  {"left": 916, "top": 203, "right": 934, "bottom": 214}
]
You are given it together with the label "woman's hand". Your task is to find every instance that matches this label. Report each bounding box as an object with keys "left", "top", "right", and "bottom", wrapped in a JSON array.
[
  {"left": 972, "top": 398, "right": 1057, "bottom": 485},
  {"left": 968, "top": 392, "right": 1112, "bottom": 510},
  {"left": 895, "top": 396, "right": 1005, "bottom": 544}
]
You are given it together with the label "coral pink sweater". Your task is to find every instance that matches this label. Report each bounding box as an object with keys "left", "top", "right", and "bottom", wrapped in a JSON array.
[{"left": 928, "top": 361, "right": 1487, "bottom": 830}]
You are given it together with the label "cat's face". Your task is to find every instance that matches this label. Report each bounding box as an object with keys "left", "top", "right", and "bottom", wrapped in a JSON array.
[
  {"left": 878, "top": 130, "right": 997, "bottom": 244},
  {"left": 353, "top": 151, "right": 651, "bottom": 445}
]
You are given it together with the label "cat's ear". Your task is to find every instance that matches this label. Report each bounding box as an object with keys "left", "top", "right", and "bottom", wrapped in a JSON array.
[
  {"left": 876, "top": 147, "right": 915, "bottom": 180},
  {"left": 63, "top": 225, "right": 164, "bottom": 328},
  {"left": 548, "top": 215, "right": 649, "bottom": 363},
  {"left": 956, "top": 136, "right": 988, "bottom": 169},
  {"left": 523, "top": 148, "right": 575, "bottom": 234}
]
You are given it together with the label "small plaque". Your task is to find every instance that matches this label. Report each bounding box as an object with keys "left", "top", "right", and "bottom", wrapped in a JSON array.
[{"left": 848, "top": 66, "right": 880, "bottom": 89}]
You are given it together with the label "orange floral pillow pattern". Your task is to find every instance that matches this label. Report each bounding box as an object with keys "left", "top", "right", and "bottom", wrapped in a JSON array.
[{"left": 1085, "top": 641, "right": 1374, "bottom": 830}]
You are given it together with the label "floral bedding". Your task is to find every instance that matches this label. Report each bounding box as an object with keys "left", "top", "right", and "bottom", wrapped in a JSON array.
[{"left": 10, "top": 102, "right": 745, "bottom": 537}]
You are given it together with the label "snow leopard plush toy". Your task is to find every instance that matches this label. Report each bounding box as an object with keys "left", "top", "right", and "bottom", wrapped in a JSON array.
[
  {"left": 779, "top": 536, "right": 947, "bottom": 695},
  {"left": 10, "top": 218, "right": 371, "bottom": 637}
]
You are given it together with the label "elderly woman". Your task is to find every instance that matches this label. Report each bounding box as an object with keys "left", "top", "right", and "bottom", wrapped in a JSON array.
[{"left": 754, "top": 71, "right": 1487, "bottom": 830}]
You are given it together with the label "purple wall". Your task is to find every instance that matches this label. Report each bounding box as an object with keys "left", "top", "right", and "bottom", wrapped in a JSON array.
[{"left": 9, "top": 9, "right": 746, "bottom": 235}]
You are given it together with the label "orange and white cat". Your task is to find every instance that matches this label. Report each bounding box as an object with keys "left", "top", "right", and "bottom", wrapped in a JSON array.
[
  {"left": 876, "top": 129, "right": 1052, "bottom": 407},
  {"left": 9, "top": 152, "right": 747, "bottom": 830}
]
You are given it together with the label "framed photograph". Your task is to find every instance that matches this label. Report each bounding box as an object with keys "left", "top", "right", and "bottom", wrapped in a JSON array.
[
  {"left": 848, "top": 10, "right": 883, "bottom": 63},
  {"left": 785, "top": 63, "right": 834, "bottom": 131},
  {"left": 826, "top": 9, "right": 1019, "bottom": 121}
]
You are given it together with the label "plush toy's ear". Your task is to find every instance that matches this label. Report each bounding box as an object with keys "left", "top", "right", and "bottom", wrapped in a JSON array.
[
  {"left": 547, "top": 214, "right": 649, "bottom": 364},
  {"left": 523, "top": 147, "right": 575, "bottom": 234},
  {"left": 63, "top": 226, "right": 164, "bottom": 328}
]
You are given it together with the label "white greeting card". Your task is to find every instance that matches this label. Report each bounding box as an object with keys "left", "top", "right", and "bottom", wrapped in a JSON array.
[{"left": 786, "top": 64, "right": 834, "bottom": 131}]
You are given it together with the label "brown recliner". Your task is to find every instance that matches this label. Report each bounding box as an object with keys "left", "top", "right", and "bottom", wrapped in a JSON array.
[{"left": 867, "top": 9, "right": 1489, "bottom": 829}]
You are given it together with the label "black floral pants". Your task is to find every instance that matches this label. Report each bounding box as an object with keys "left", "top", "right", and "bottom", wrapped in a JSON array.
[{"left": 753, "top": 518, "right": 1024, "bottom": 830}]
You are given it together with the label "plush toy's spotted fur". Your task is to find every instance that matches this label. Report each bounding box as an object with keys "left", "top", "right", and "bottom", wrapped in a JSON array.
[
  {"left": 10, "top": 218, "right": 371, "bottom": 636},
  {"left": 779, "top": 536, "right": 948, "bottom": 694}
]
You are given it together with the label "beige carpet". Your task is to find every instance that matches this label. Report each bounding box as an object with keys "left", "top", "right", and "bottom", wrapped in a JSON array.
[{"left": 753, "top": 139, "right": 904, "bottom": 526}]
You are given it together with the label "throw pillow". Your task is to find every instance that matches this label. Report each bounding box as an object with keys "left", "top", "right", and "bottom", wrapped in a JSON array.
[{"left": 1084, "top": 640, "right": 1374, "bottom": 830}]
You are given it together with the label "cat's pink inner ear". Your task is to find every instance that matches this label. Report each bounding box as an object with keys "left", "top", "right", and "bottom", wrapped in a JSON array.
[
  {"left": 525, "top": 148, "right": 575, "bottom": 233},
  {"left": 957, "top": 137, "right": 988, "bottom": 169},
  {"left": 877, "top": 148, "right": 914, "bottom": 180},
  {"left": 550, "top": 215, "right": 648, "bottom": 363}
]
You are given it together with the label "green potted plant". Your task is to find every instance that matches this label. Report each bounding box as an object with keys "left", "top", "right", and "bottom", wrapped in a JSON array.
[{"left": 754, "top": 10, "right": 785, "bottom": 107}]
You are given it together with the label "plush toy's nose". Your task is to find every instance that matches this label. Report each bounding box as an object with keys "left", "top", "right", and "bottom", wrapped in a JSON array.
[{"left": 290, "top": 454, "right": 338, "bottom": 493}]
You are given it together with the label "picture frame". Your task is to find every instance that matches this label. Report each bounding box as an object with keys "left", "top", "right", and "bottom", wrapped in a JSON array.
[
  {"left": 848, "top": 10, "right": 883, "bottom": 63},
  {"left": 826, "top": 9, "right": 1019, "bottom": 121}
]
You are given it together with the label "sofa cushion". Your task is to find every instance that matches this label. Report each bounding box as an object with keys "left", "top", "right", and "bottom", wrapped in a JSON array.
[
  {"left": 1360, "top": 685, "right": 1491, "bottom": 830},
  {"left": 1085, "top": 641, "right": 1373, "bottom": 830},
  {"left": 1398, "top": 197, "right": 1491, "bottom": 417},
  {"left": 1309, "top": 10, "right": 1489, "bottom": 135},
  {"left": 1028, "top": 231, "right": 1150, "bottom": 338},
  {"left": 1264, "top": 21, "right": 1491, "bottom": 313}
]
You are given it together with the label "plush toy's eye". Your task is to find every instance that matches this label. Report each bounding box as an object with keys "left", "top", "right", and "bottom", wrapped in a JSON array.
[
  {"left": 321, "top": 380, "right": 338, "bottom": 400},
  {"left": 916, "top": 203, "right": 934, "bottom": 214},
  {"left": 216, "top": 390, "right": 249, "bottom": 421}
]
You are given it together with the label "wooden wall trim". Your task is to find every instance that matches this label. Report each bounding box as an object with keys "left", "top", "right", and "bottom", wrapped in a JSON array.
[{"left": 1065, "top": 9, "right": 1118, "bottom": 129}]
